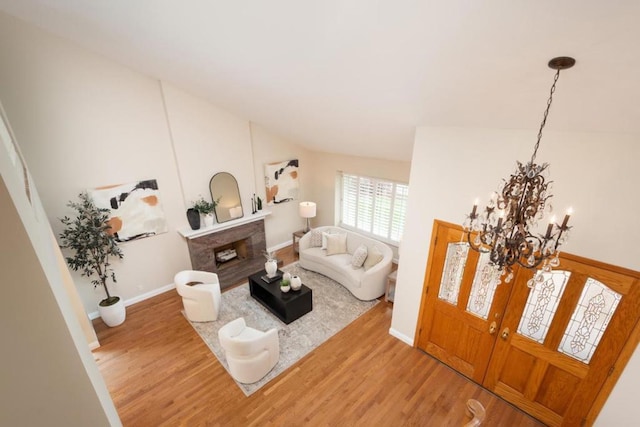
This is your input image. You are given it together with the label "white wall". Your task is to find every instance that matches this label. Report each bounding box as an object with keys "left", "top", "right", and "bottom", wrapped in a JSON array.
[
  {"left": 1, "top": 108, "right": 119, "bottom": 424},
  {"left": 161, "top": 82, "right": 256, "bottom": 217},
  {"left": 392, "top": 126, "right": 639, "bottom": 425},
  {"left": 0, "top": 12, "right": 192, "bottom": 312},
  {"left": 249, "top": 122, "right": 313, "bottom": 248},
  {"left": 305, "top": 151, "right": 412, "bottom": 258}
]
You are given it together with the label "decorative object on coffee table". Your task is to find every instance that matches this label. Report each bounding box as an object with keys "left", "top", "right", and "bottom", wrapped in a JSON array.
[
  {"left": 291, "top": 275, "right": 302, "bottom": 291},
  {"left": 264, "top": 250, "right": 278, "bottom": 278},
  {"left": 280, "top": 278, "right": 291, "bottom": 293}
]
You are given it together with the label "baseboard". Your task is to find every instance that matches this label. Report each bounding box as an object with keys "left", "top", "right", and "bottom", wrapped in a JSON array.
[
  {"left": 268, "top": 240, "right": 293, "bottom": 253},
  {"left": 88, "top": 340, "right": 100, "bottom": 350},
  {"left": 88, "top": 282, "right": 176, "bottom": 320},
  {"left": 388, "top": 327, "right": 414, "bottom": 346}
]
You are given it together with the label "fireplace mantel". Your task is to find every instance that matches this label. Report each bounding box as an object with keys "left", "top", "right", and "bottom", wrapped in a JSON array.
[
  {"left": 178, "top": 211, "right": 271, "bottom": 289},
  {"left": 178, "top": 210, "right": 271, "bottom": 240}
]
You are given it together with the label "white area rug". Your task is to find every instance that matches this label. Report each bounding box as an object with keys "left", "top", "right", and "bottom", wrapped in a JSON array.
[{"left": 187, "top": 263, "right": 379, "bottom": 396}]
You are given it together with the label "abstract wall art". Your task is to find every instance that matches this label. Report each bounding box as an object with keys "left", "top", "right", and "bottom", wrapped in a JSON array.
[
  {"left": 89, "top": 179, "right": 168, "bottom": 242},
  {"left": 264, "top": 159, "right": 299, "bottom": 205}
]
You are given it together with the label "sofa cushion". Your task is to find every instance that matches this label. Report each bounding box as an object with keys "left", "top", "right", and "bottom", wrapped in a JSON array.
[
  {"left": 309, "top": 229, "right": 323, "bottom": 247},
  {"left": 322, "top": 230, "right": 341, "bottom": 249},
  {"left": 326, "top": 233, "right": 348, "bottom": 255},
  {"left": 363, "top": 246, "right": 384, "bottom": 271},
  {"left": 351, "top": 244, "right": 368, "bottom": 268}
]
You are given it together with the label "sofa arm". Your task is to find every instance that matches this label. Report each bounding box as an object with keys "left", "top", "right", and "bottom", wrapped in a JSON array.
[
  {"left": 299, "top": 231, "right": 312, "bottom": 251},
  {"left": 362, "top": 256, "right": 392, "bottom": 284}
]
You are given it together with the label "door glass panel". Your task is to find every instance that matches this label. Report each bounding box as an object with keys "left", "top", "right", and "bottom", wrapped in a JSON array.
[
  {"left": 517, "top": 270, "right": 571, "bottom": 343},
  {"left": 438, "top": 242, "right": 469, "bottom": 306},
  {"left": 466, "top": 252, "right": 501, "bottom": 319},
  {"left": 558, "top": 277, "right": 622, "bottom": 364}
]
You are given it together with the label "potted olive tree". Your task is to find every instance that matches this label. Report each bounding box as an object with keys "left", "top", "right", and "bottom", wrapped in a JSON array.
[{"left": 59, "top": 192, "right": 126, "bottom": 327}]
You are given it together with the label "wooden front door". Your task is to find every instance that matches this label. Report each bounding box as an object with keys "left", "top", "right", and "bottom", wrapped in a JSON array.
[
  {"left": 416, "top": 220, "right": 640, "bottom": 426},
  {"left": 415, "top": 220, "right": 512, "bottom": 383},
  {"left": 484, "top": 253, "right": 640, "bottom": 426}
]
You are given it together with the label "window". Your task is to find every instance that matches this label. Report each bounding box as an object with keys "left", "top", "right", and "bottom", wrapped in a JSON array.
[{"left": 339, "top": 172, "right": 408, "bottom": 244}]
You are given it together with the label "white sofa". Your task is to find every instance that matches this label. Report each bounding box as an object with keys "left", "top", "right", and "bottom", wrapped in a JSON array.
[{"left": 298, "top": 226, "right": 393, "bottom": 301}]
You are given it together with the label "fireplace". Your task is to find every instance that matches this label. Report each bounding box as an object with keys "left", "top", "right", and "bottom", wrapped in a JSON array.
[
  {"left": 214, "top": 238, "right": 247, "bottom": 267},
  {"left": 183, "top": 218, "right": 266, "bottom": 289}
]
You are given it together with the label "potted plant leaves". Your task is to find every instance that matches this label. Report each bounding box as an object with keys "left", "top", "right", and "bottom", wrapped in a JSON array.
[
  {"left": 280, "top": 278, "right": 291, "bottom": 293},
  {"left": 193, "top": 196, "right": 218, "bottom": 227},
  {"left": 59, "top": 192, "right": 126, "bottom": 327}
]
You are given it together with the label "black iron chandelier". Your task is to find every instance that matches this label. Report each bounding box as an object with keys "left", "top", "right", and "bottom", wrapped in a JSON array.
[{"left": 463, "top": 56, "right": 575, "bottom": 286}]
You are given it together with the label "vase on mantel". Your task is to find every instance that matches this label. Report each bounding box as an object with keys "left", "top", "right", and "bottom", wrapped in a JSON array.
[
  {"left": 203, "top": 213, "right": 215, "bottom": 228},
  {"left": 265, "top": 259, "right": 278, "bottom": 278},
  {"left": 186, "top": 208, "right": 200, "bottom": 230}
]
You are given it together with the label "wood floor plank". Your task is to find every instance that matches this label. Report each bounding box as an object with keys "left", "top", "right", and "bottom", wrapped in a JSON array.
[{"left": 93, "top": 246, "right": 544, "bottom": 426}]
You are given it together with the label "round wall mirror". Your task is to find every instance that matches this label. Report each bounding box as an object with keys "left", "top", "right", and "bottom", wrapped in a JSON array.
[{"left": 209, "top": 172, "right": 244, "bottom": 223}]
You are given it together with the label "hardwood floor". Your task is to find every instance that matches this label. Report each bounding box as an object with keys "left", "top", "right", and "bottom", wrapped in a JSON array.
[{"left": 93, "top": 246, "right": 543, "bottom": 426}]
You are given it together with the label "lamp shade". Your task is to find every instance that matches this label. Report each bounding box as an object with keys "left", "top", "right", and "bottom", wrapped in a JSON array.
[{"left": 299, "top": 201, "right": 316, "bottom": 218}]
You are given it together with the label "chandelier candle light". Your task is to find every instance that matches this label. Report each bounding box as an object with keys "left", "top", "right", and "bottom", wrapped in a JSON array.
[{"left": 464, "top": 57, "right": 575, "bottom": 288}]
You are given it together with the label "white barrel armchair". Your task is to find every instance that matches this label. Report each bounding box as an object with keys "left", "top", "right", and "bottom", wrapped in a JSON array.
[
  {"left": 174, "top": 270, "right": 221, "bottom": 322},
  {"left": 218, "top": 317, "right": 279, "bottom": 384}
]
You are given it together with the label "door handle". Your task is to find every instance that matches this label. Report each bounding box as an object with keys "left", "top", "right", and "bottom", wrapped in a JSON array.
[
  {"left": 501, "top": 327, "right": 510, "bottom": 340},
  {"left": 489, "top": 321, "right": 497, "bottom": 335}
]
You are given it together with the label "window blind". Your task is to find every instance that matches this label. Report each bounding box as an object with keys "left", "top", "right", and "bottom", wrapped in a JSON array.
[{"left": 340, "top": 172, "right": 408, "bottom": 244}]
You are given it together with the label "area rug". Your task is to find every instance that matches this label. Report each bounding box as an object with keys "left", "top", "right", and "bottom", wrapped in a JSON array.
[{"left": 186, "top": 263, "right": 379, "bottom": 396}]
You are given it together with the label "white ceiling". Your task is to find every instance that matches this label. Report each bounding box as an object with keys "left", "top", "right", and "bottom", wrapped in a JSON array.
[{"left": 1, "top": 1, "right": 639, "bottom": 161}]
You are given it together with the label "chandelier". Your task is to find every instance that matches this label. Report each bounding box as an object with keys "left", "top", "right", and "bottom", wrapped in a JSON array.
[{"left": 463, "top": 56, "right": 575, "bottom": 287}]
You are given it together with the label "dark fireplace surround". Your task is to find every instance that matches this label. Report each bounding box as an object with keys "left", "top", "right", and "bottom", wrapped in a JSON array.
[{"left": 185, "top": 219, "right": 266, "bottom": 290}]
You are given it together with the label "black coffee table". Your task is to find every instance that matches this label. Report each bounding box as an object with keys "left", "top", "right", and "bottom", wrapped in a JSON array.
[{"left": 248, "top": 270, "right": 312, "bottom": 324}]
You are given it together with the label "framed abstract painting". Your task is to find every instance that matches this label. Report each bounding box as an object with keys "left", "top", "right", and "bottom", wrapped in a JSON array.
[
  {"left": 264, "top": 159, "right": 299, "bottom": 205},
  {"left": 89, "top": 179, "right": 168, "bottom": 242}
]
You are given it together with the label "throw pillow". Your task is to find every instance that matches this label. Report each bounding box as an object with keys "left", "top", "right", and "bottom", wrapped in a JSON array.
[
  {"left": 322, "top": 230, "right": 344, "bottom": 249},
  {"left": 363, "top": 246, "right": 384, "bottom": 271},
  {"left": 325, "top": 233, "right": 348, "bottom": 256},
  {"left": 351, "top": 244, "right": 368, "bottom": 268},
  {"left": 309, "top": 229, "right": 323, "bottom": 247},
  {"left": 321, "top": 231, "right": 333, "bottom": 249}
]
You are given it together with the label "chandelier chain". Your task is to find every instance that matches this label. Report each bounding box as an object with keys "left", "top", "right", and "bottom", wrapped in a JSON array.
[{"left": 531, "top": 69, "right": 561, "bottom": 165}]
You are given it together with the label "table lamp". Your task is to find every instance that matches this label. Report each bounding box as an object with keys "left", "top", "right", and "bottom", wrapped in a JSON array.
[{"left": 299, "top": 201, "right": 316, "bottom": 233}]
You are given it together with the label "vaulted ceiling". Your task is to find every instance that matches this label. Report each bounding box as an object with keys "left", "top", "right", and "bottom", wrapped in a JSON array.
[{"left": 1, "top": 1, "right": 639, "bottom": 161}]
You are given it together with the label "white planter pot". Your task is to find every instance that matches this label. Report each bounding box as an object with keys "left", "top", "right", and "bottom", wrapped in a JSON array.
[
  {"left": 98, "top": 297, "right": 126, "bottom": 327},
  {"left": 280, "top": 285, "right": 290, "bottom": 293},
  {"left": 203, "top": 213, "right": 215, "bottom": 227},
  {"left": 265, "top": 259, "right": 278, "bottom": 278}
]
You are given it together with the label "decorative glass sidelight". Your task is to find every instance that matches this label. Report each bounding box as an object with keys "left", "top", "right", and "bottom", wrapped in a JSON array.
[
  {"left": 558, "top": 277, "right": 622, "bottom": 363},
  {"left": 466, "top": 252, "right": 501, "bottom": 319},
  {"left": 517, "top": 270, "right": 571, "bottom": 343},
  {"left": 438, "top": 242, "right": 469, "bottom": 306}
]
